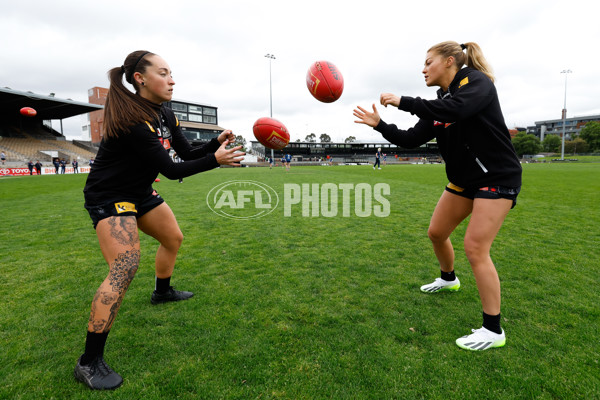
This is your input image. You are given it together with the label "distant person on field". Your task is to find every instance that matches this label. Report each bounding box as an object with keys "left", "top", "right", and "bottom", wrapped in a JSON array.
[
  {"left": 354, "top": 41, "right": 522, "bottom": 351},
  {"left": 35, "top": 160, "right": 42, "bottom": 175},
  {"left": 373, "top": 147, "right": 382, "bottom": 169},
  {"left": 53, "top": 159, "right": 60, "bottom": 174},
  {"left": 1, "top": 151, "right": 5, "bottom": 164},
  {"left": 74, "top": 50, "right": 244, "bottom": 391},
  {"left": 27, "top": 160, "right": 34, "bottom": 175},
  {"left": 72, "top": 159, "right": 79, "bottom": 173}
]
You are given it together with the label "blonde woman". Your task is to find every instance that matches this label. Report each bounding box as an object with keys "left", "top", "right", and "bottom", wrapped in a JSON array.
[{"left": 354, "top": 41, "right": 521, "bottom": 351}]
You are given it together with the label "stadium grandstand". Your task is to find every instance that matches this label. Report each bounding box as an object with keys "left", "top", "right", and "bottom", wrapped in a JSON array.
[
  {"left": 250, "top": 140, "right": 441, "bottom": 165},
  {"left": 0, "top": 87, "right": 102, "bottom": 166}
]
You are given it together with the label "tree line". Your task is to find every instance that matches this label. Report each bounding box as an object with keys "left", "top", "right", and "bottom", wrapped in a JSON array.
[
  {"left": 297, "top": 133, "right": 356, "bottom": 143},
  {"left": 511, "top": 121, "right": 600, "bottom": 157}
]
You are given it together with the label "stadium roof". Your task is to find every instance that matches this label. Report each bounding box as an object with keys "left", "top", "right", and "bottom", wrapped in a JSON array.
[{"left": 0, "top": 87, "right": 102, "bottom": 120}]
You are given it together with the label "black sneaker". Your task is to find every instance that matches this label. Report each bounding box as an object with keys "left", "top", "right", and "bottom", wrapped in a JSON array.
[
  {"left": 74, "top": 356, "right": 123, "bottom": 390},
  {"left": 151, "top": 286, "right": 194, "bottom": 305}
]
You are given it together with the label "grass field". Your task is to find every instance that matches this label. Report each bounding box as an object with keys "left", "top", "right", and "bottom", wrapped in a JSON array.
[{"left": 1, "top": 163, "right": 599, "bottom": 399}]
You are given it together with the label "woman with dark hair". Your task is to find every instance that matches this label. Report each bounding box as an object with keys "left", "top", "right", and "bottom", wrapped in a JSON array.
[
  {"left": 354, "top": 41, "right": 521, "bottom": 351},
  {"left": 74, "top": 50, "right": 244, "bottom": 390}
]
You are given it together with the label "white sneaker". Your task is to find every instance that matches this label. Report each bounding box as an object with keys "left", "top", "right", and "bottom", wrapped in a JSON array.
[
  {"left": 456, "top": 327, "right": 506, "bottom": 351},
  {"left": 420, "top": 277, "right": 460, "bottom": 293}
]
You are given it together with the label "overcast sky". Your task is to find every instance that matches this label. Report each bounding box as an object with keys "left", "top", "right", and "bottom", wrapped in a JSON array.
[{"left": 1, "top": 0, "right": 597, "bottom": 143}]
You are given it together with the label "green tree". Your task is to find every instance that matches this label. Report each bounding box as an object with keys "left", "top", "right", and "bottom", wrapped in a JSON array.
[
  {"left": 320, "top": 133, "right": 332, "bottom": 143},
  {"left": 512, "top": 132, "right": 542, "bottom": 157},
  {"left": 579, "top": 121, "right": 600, "bottom": 151},
  {"left": 344, "top": 136, "right": 356, "bottom": 143},
  {"left": 564, "top": 138, "right": 589, "bottom": 154},
  {"left": 234, "top": 135, "right": 246, "bottom": 148},
  {"left": 542, "top": 134, "right": 561, "bottom": 153},
  {"left": 305, "top": 133, "right": 316, "bottom": 143}
]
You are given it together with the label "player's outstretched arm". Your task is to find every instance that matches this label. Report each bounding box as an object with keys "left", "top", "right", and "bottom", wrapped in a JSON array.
[{"left": 380, "top": 93, "right": 401, "bottom": 108}]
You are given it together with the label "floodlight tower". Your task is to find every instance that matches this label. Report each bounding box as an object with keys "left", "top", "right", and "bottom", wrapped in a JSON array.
[
  {"left": 560, "top": 69, "right": 572, "bottom": 160},
  {"left": 265, "top": 53, "right": 276, "bottom": 161}
]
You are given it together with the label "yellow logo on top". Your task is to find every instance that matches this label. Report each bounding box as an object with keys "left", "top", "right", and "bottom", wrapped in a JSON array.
[{"left": 115, "top": 202, "right": 137, "bottom": 214}]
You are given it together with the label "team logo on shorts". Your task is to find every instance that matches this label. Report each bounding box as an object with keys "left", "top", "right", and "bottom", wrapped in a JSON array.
[{"left": 115, "top": 202, "right": 137, "bottom": 214}]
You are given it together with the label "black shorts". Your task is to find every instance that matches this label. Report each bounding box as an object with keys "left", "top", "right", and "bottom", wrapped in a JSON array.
[
  {"left": 84, "top": 190, "right": 164, "bottom": 229},
  {"left": 445, "top": 182, "right": 520, "bottom": 209}
]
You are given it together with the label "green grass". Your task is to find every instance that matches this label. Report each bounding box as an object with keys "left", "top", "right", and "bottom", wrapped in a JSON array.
[{"left": 1, "top": 163, "right": 598, "bottom": 399}]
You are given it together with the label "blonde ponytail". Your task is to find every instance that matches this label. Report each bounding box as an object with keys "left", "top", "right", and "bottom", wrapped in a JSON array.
[{"left": 428, "top": 41, "right": 495, "bottom": 82}]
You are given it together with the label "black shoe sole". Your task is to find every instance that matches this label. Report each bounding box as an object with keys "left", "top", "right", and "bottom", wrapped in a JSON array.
[{"left": 151, "top": 293, "right": 194, "bottom": 305}]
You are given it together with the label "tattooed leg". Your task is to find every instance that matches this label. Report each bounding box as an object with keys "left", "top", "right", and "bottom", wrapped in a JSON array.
[
  {"left": 107, "top": 250, "right": 140, "bottom": 294},
  {"left": 107, "top": 216, "right": 139, "bottom": 247},
  {"left": 88, "top": 250, "right": 139, "bottom": 333},
  {"left": 88, "top": 216, "right": 141, "bottom": 333}
]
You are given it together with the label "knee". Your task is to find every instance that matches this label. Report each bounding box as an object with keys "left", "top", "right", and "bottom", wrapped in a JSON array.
[
  {"left": 164, "top": 229, "right": 184, "bottom": 251},
  {"left": 428, "top": 225, "right": 447, "bottom": 244},
  {"left": 463, "top": 237, "right": 487, "bottom": 265},
  {"left": 108, "top": 250, "right": 140, "bottom": 292},
  {"left": 174, "top": 230, "right": 184, "bottom": 249}
]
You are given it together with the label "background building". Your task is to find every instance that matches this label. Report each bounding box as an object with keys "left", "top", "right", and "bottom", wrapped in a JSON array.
[
  {"left": 527, "top": 114, "right": 600, "bottom": 141},
  {"left": 87, "top": 86, "right": 108, "bottom": 144},
  {"left": 165, "top": 100, "right": 223, "bottom": 143},
  {"left": 251, "top": 140, "right": 441, "bottom": 164},
  {"left": 86, "top": 88, "right": 224, "bottom": 145}
]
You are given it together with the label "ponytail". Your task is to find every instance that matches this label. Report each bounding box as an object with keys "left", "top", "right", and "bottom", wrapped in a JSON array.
[
  {"left": 102, "top": 50, "right": 159, "bottom": 139},
  {"left": 428, "top": 41, "right": 495, "bottom": 83}
]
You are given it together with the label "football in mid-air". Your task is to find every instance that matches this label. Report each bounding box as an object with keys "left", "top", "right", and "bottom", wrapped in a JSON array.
[
  {"left": 20, "top": 107, "right": 37, "bottom": 117},
  {"left": 253, "top": 117, "right": 290, "bottom": 150},
  {"left": 306, "top": 61, "right": 344, "bottom": 103}
]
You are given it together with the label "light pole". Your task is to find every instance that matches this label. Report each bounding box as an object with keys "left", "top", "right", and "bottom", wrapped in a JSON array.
[
  {"left": 265, "top": 54, "right": 276, "bottom": 161},
  {"left": 560, "top": 69, "right": 572, "bottom": 160}
]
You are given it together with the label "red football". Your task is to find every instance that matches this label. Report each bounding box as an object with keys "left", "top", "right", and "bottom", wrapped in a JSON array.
[
  {"left": 20, "top": 107, "right": 37, "bottom": 117},
  {"left": 253, "top": 117, "right": 290, "bottom": 150},
  {"left": 306, "top": 60, "right": 344, "bottom": 103}
]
